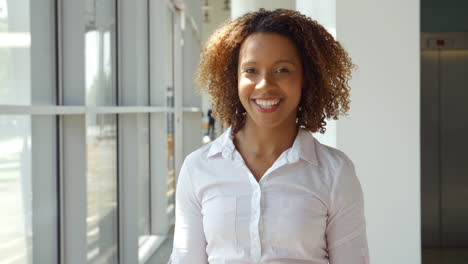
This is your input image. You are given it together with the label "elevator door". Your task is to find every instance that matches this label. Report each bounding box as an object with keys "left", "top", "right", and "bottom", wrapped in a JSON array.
[{"left": 421, "top": 32, "right": 468, "bottom": 248}]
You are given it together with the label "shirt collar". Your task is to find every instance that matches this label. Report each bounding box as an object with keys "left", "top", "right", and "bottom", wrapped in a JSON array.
[{"left": 207, "top": 127, "right": 319, "bottom": 167}]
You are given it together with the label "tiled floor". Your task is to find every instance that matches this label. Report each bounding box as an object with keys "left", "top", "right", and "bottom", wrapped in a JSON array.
[{"left": 422, "top": 248, "right": 468, "bottom": 264}]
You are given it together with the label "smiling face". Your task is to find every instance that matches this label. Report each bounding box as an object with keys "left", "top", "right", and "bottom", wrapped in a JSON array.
[{"left": 237, "top": 32, "right": 303, "bottom": 131}]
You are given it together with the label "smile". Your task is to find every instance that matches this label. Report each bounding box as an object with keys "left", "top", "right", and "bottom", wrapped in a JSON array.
[{"left": 252, "top": 98, "right": 281, "bottom": 113}]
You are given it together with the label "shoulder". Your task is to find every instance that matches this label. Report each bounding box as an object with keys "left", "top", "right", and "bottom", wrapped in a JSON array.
[
  {"left": 312, "top": 138, "right": 353, "bottom": 170},
  {"left": 182, "top": 142, "right": 214, "bottom": 167},
  {"left": 177, "top": 143, "right": 213, "bottom": 192},
  {"left": 309, "top": 137, "right": 356, "bottom": 190},
  {"left": 313, "top": 141, "right": 363, "bottom": 204}
]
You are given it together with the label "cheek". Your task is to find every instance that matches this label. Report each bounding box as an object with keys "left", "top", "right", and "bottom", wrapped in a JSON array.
[
  {"left": 282, "top": 79, "right": 302, "bottom": 99},
  {"left": 238, "top": 79, "right": 254, "bottom": 101},
  {"left": 293, "top": 77, "right": 303, "bottom": 99},
  {"left": 287, "top": 81, "right": 303, "bottom": 109}
]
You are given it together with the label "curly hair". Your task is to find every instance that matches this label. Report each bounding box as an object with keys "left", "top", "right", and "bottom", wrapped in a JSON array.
[{"left": 196, "top": 8, "right": 356, "bottom": 135}]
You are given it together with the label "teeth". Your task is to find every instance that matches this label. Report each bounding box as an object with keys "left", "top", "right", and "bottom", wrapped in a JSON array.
[{"left": 255, "top": 99, "right": 280, "bottom": 107}]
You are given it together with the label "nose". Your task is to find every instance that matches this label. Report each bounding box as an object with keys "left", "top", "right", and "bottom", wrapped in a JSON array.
[{"left": 255, "top": 72, "right": 275, "bottom": 90}]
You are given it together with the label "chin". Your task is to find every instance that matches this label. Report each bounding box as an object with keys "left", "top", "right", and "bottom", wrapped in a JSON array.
[
  {"left": 245, "top": 111, "right": 297, "bottom": 131},
  {"left": 250, "top": 119, "right": 292, "bottom": 130}
]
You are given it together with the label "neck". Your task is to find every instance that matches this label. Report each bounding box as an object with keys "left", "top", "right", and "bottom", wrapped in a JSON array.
[{"left": 234, "top": 117, "right": 299, "bottom": 158}]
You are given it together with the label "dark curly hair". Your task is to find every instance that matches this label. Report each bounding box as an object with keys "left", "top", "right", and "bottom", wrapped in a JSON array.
[{"left": 196, "top": 8, "right": 356, "bottom": 135}]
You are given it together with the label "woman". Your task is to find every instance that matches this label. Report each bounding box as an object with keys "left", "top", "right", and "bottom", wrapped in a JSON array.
[{"left": 170, "top": 8, "right": 369, "bottom": 264}]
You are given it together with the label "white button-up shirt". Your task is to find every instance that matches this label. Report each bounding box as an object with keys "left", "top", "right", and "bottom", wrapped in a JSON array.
[{"left": 170, "top": 127, "right": 369, "bottom": 264}]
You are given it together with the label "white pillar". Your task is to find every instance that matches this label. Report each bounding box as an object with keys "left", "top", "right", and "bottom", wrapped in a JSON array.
[
  {"left": 336, "top": 0, "right": 421, "bottom": 263},
  {"left": 296, "top": 0, "right": 336, "bottom": 37},
  {"left": 296, "top": 0, "right": 337, "bottom": 148},
  {"left": 231, "top": 0, "right": 295, "bottom": 19}
]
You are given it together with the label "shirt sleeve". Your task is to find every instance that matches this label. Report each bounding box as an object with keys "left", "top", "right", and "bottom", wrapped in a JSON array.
[
  {"left": 170, "top": 160, "right": 208, "bottom": 264},
  {"left": 325, "top": 157, "right": 369, "bottom": 264}
]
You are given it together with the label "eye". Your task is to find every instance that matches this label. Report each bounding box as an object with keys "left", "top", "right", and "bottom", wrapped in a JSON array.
[
  {"left": 275, "top": 67, "right": 290, "bottom": 73},
  {"left": 243, "top": 68, "right": 256, "bottom": 74}
]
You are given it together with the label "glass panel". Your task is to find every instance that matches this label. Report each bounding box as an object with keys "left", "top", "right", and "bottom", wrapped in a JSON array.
[
  {"left": 137, "top": 114, "right": 150, "bottom": 244},
  {"left": 86, "top": 114, "right": 118, "bottom": 263},
  {"left": 165, "top": 9, "right": 175, "bottom": 195},
  {"left": 0, "top": 115, "right": 32, "bottom": 263},
  {"left": 164, "top": 8, "right": 175, "bottom": 208},
  {"left": 84, "top": 0, "right": 116, "bottom": 106},
  {"left": 166, "top": 111, "right": 175, "bottom": 207},
  {"left": 165, "top": 9, "right": 174, "bottom": 107},
  {"left": 183, "top": 112, "right": 203, "bottom": 158},
  {"left": 119, "top": 0, "right": 149, "bottom": 106},
  {"left": 146, "top": 112, "right": 174, "bottom": 263},
  {"left": 150, "top": 5, "right": 174, "bottom": 107},
  {"left": 0, "top": 0, "right": 55, "bottom": 105},
  {"left": 182, "top": 24, "right": 200, "bottom": 108},
  {"left": 0, "top": 0, "right": 31, "bottom": 105}
]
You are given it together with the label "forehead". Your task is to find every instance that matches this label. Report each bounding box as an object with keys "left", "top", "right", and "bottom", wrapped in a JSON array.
[{"left": 238, "top": 32, "right": 300, "bottom": 63}]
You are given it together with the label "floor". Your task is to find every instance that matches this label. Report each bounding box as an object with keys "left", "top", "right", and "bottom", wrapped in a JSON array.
[
  {"left": 422, "top": 248, "right": 468, "bottom": 264},
  {"left": 146, "top": 227, "right": 174, "bottom": 264}
]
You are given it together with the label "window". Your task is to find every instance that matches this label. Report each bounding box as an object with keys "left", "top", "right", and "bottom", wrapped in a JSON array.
[
  {"left": 0, "top": 1, "right": 202, "bottom": 263},
  {"left": 0, "top": 0, "right": 57, "bottom": 263},
  {"left": 0, "top": 116, "right": 33, "bottom": 263}
]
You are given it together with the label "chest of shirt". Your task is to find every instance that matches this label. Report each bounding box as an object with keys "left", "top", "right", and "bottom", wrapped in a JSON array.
[{"left": 194, "top": 157, "right": 332, "bottom": 259}]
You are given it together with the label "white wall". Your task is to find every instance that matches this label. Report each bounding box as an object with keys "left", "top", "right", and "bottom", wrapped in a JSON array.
[
  {"left": 296, "top": 0, "right": 336, "bottom": 37},
  {"left": 335, "top": 0, "right": 421, "bottom": 263}
]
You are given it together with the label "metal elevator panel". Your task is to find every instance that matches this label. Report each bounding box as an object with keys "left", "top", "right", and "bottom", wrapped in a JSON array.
[
  {"left": 439, "top": 49, "right": 468, "bottom": 247},
  {"left": 421, "top": 32, "right": 468, "bottom": 248},
  {"left": 421, "top": 49, "right": 468, "bottom": 247},
  {"left": 421, "top": 49, "right": 440, "bottom": 247}
]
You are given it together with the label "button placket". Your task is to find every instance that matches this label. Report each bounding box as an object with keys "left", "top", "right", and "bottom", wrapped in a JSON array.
[
  {"left": 250, "top": 184, "right": 262, "bottom": 260},
  {"left": 234, "top": 149, "right": 266, "bottom": 261}
]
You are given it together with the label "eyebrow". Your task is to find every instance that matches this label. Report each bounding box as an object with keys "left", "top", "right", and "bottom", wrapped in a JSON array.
[{"left": 240, "top": 60, "right": 296, "bottom": 66}]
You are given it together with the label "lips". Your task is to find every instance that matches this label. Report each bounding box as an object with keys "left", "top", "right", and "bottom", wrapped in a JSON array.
[{"left": 252, "top": 98, "right": 281, "bottom": 113}]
